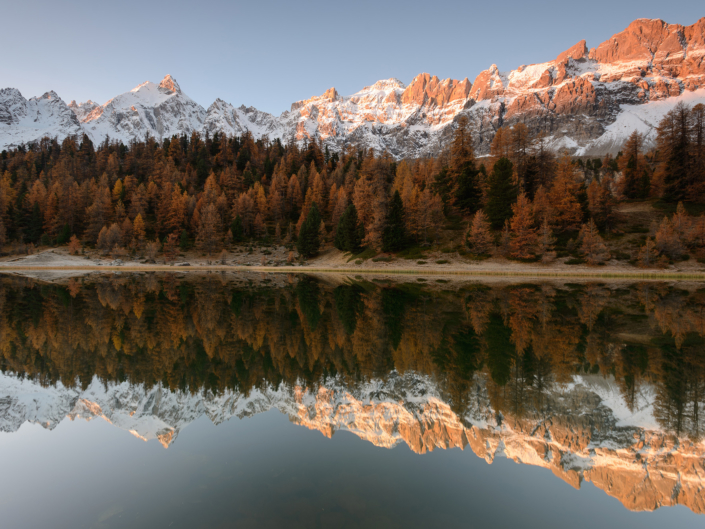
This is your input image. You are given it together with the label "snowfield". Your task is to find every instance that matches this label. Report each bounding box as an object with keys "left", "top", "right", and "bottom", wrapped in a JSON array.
[{"left": 575, "top": 88, "right": 705, "bottom": 155}]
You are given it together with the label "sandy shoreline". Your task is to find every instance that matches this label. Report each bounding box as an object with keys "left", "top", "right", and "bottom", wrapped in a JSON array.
[
  {"left": 2, "top": 247, "right": 705, "bottom": 280},
  {"left": 2, "top": 264, "right": 705, "bottom": 280}
]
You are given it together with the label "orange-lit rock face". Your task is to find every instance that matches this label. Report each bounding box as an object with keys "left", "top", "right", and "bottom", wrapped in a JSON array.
[
  {"left": 401, "top": 73, "right": 471, "bottom": 107},
  {"left": 288, "top": 378, "right": 705, "bottom": 515},
  {"left": 471, "top": 65, "right": 505, "bottom": 101},
  {"left": 158, "top": 74, "right": 181, "bottom": 94},
  {"left": 591, "top": 18, "right": 705, "bottom": 80},
  {"left": 556, "top": 40, "right": 588, "bottom": 64},
  {"left": 430, "top": 17, "right": 705, "bottom": 156},
  {"left": 474, "top": 18, "right": 705, "bottom": 105},
  {"left": 287, "top": 76, "right": 473, "bottom": 143}
]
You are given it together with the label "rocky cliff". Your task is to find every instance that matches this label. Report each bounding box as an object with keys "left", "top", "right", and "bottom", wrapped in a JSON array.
[{"left": 2, "top": 18, "right": 705, "bottom": 157}]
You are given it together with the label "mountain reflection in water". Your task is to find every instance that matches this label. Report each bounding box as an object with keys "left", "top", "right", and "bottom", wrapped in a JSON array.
[{"left": 1, "top": 273, "right": 705, "bottom": 517}]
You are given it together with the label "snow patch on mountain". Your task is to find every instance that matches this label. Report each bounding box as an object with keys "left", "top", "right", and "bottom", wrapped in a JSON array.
[
  {"left": 79, "top": 77, "right": 206, "bottom": 145},
  {"left": 0, "top": 88, "right": 83, "bottom": 149},
  {"left": 575, "top": 88, "right": 705, "bottom": 155},
  {"left": 203, "top": 99, "right": 282, "bottom": 139}
]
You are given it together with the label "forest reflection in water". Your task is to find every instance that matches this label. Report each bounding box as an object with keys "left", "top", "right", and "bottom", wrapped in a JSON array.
[{"left": 1, "top": 272, "right": 705, "bottom": 517}]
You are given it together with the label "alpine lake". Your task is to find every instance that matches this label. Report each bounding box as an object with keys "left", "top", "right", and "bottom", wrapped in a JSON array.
[{"left": 1, "top": 271, "right": 704, "bottom": 528}]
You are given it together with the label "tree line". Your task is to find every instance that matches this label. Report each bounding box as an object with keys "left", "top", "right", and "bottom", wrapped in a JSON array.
[{"left": 0, "top": 102, "right": 703, "bottom": 263}]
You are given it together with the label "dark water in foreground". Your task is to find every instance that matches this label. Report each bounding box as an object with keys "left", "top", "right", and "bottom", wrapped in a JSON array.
[{"left": 0, "top": 273, "right": 704, "bottom": 528}]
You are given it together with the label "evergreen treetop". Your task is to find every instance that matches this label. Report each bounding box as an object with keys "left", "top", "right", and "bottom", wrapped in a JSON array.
[
  {"left": 334, "top": 203, "right": 364, "bottom": 253},
  {"left": 382, "top": 191, "right": 408, "bottom": 252},
  {"left": 297, "top": 202, "right": 322, "bottom": 258},
  {"left": 486, "top": 157, "right": 517, "bottom": 230}
]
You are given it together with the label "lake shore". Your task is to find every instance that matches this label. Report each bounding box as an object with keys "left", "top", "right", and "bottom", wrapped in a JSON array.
[{"left": 2, "top": 246, "right": 705, "bottom": 280}]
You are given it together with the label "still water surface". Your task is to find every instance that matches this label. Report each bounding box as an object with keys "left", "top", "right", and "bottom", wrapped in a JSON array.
[{"left": 0, "top": 273, "right": 704, "bottom": 528}]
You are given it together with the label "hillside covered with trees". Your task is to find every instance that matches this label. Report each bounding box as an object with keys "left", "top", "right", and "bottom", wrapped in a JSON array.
[{"left": 0, "top": 102, "right": 704, "bottom": 268}]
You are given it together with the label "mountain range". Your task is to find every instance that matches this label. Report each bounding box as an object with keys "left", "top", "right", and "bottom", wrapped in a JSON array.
[
  {"left": 2, "top": 370, "right": 703, "bottom": 514},
  {"left": 1, "top": 17, "right": 705, "bottom": 157}
]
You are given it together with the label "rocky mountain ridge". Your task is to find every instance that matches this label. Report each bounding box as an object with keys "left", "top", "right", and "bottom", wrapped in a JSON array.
[
  {"left": 1, "top": 370, "right": 703, "bottom": 514},
  {"left": 1, "top": 17, "right": 705, "bottom": 157}
]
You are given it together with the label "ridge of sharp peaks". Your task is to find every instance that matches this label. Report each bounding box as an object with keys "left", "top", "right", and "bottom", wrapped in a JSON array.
[{"left": 3, "top": 16, "right": 705, "bottom": 156}]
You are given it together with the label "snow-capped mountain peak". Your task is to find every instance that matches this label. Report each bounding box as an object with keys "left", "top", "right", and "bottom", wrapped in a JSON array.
[
  {"left": 75, "top": 75, "right": 205, "bottom": 144},
  {"left": 0, "top": 87, "right": 82, "bottom": 147},
  {"left": 158, "top": 74, "right": 181, "bottom": 93},
  {"left": 360, "top": 78, "right": 406, "bottom": 93},
  {"left": 2, "top": 17, "right": 705, "bottom": 156}
]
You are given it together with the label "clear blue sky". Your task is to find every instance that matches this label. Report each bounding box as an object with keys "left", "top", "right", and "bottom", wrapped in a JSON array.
[{"left": 1, "top": 1, "right": 702, "bottom": 115}]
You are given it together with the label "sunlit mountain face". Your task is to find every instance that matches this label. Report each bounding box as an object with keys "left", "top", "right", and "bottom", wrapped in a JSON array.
[{"left": 1, "top": 273, "right": 705, "bottom": 524}]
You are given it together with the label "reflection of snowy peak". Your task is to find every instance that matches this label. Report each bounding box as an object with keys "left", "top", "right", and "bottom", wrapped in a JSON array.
[
  {"left": 1, "top": 18, "right": 705, "bottom": 155},
  {"left": 1, "top": 370, "right": 704, "bottom": 514},
  {"left": 0, "top": 373, "right": 294, "bottom": 448}
]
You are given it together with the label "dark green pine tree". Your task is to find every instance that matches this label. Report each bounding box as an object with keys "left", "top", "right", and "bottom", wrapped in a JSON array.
[
  {"left": 639, "top": 168, "right": 651, "bottom": 199},
  {"left": 663, "top": 105, "right": 692, "bottom": 202},
  {"left": 179, "top": 229, "right": 191, "bottom": 250},
  {"left": 485, "top": 157, "right": 517, "bottom": 229},
  {"left": 523, "top": 156, "right": 540, "bottom": 200},
  {"left": 663, "top": 140, "right": 691, "bottom": 202},
  {"left": 576, "top": 180, "right": 589, "bottom": 222},
  {"left": 230, "top": 215, "right": 245, "bottom": 243},
  {"left": 334, "top": 203, "right": 364, "bottom": 253},
  {"left": 432, "top": 168, "right": 454, "bottom": 215},
  {"left": 622, "top": 155, "right": 640, "bottom": 199},
  {"left": 56, "top": 224, "right": 71, "bottom": 245},
  {"left": 382, "top": 191, "right": 408, "bottom": 252},
  {"left": 25, "top": 203, "right": 43, "bottom": 244},
  {"left": 297, "top": 202, "right": 322, "bottom": 258},
  {"left": 454, "top": 165, "right": 482, "bottom": 215}
]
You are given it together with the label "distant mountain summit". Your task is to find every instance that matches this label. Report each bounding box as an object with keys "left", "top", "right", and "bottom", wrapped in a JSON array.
[{"left": 2, "top": 17, "right": 705, "bottom": 156}]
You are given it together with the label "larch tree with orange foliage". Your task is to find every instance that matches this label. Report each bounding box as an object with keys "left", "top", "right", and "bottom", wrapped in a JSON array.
[
  {"left": 686, "top": 216, "right": 705, "bottom": 249},
  {"left": 655, "top": 217, "right": 685, "bottom": 259},
  {"left": 84, "top": 186, "right": 113, "bottom": 243},
  {"left": 509, "top": 193, "right": 537, "bottom": 259},
  {"left": 638, "top": 237, "right": 659, "bottom": 267},
  {"left": 416, "top": 189, "right": 444, "bottom": 245},
  {"left": 490, "top": 126, "right": 511, "bottom": 159},
  {"left": 466, "top": 210, "right": 493, "bottom": 255},
  {"left": 538, "top": 220, "right": 557, "bottom": 264},
  {"left": 549, "top": 155, "right": 583, "bottom": 232},
  {"left": 68, "top": 235, "right": 81, "bottom": 255},
  {"left": 587, "top": 176, "right": 616, "bottom": 232},
  {"left": 532, "top": 185, "right": 552, "bottom": 226},
  {"left": 163, "top": 233, "right": 179, "bottom": 262},
  {"left": 132, "top": 214, "right": 146, "bottom": 252},
  {"left": 196, "top": 204, "right": 222, "bottom": 257},
  {"left": 579, "top": 219, "right": 610, "bottom": 265}
]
